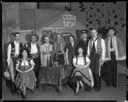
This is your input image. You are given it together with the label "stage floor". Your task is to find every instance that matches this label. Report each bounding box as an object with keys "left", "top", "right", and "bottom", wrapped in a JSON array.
[{"left": 2, "top": 73, "right": 126, "bottom": 101}]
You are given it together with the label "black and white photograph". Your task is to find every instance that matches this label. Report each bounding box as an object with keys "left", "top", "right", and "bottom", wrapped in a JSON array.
[{"left": 1, "top": 2, "right": 127, "bottom": 101}]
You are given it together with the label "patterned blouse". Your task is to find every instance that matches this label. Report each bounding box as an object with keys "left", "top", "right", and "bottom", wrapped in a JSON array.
[{"left": 16, "top": 58, "right": 35, "bottom": 72}]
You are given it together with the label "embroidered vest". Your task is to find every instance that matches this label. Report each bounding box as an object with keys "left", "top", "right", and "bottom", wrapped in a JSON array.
[
  {"left": 11, "top": 42, "right": 22, "bottom": 57},
  {"left": 26, "top": 42, "right": 40, "bottom": 54},
  {"left": 54, "top": 41, "right": 65, "bottom": 53},
  {"left": 89, "top": 37, "right": 102, "bottom": 55},
  {"left": 19, "top": 58, "right": 31, "bottom": 67}
]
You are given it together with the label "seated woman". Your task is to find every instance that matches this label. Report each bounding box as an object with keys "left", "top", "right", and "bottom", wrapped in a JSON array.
[
  {"left": 15, "top": 47, "right": 37, "bottom": 99},
  {"left": 72, "top": 47, "right": 94, "bottom": 95}
]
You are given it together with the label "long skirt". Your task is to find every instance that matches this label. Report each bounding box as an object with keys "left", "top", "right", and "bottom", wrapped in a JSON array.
[
  {"left": 71, "top": 68, "right": 94, "bottom": 87},
  {"left": 15, "top": 70, "right": 37, "bottom": 90}
]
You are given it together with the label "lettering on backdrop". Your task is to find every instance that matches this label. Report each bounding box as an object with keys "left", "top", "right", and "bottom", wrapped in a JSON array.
[{"left": 63, "top": 14, "right": 76, "bottom": 27}]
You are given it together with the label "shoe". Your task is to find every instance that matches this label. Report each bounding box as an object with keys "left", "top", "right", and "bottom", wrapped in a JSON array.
[
  {"left": 105, "top": 81, "right": 111, "bottom": 87},
  {"left": 20, "top": 92, "right": 26, "bottom": 99},
  {"left": 106, "top": 83, "right": 111, "bottom": 87},
  {"left": 74, "top": 89, "right": 79, "bottom": 95},
  {"left": 27, "top": 88, "right": 34, "bottom": 94},
  {"left": 74, "top": 86, "right": 79, "bottom": 95},
  {"left": 87, "top": 86, "right": 91, "bottom": 92},
  {"left": 80, "top": 84, "right": 84, "bottom": 91},
  {"left": 112, "top": 84, "right": 117, "bottom": 88},
  {"left": 95, "top": 87, "right": 100, "bottom": 92},
  {"left": 16, "top": 89, "right": 21, "bottom": 96}
]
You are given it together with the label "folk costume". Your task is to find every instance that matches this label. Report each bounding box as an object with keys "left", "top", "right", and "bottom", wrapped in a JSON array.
[
  {"left": 65, "top": 41, "right": 76, "bottom": 70},
  {"left": 40, "top": 43, "right": 53, "bottom": 67},
  {"left": 53, "top": 39, "right": 65, "bottom": 65},
  {"left": 72, "top": 55, "right": 94, "bottom": 88},
  {"left": 87, "top": 36, "right": 106, "bottom": 91},
  {"left": 25, "top": 42, "right": 40, "bottom": 76},
  {"left": 7, "top": 41, "right": 23, "bottom": 82},
  {"left": 102, "top": 35, "right": 126, "bottom": 87},
  {"left": 15, "top": 58, "right": 36, "bottom": 98}
]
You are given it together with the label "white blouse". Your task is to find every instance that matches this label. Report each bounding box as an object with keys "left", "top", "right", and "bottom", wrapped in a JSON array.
[
  {"left": 16, "top": 59, "right": 35, "bottom": 67},
  {"left": 73, "top": 56, "right": 90, "bottom": 66},
  {"left": 30, "top": 43, "right": 38, "bottom": 54}
]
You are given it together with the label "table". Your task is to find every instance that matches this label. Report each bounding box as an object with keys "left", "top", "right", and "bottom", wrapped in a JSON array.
[{"left": 38, "top": 65, "right": 71, "bottom": 93}]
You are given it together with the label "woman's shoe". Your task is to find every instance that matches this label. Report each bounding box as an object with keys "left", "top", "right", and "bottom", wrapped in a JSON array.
[
  {"left": 81, "top": 85, "right": 84, "bottom": 91},
  {"left": 27, "top": 88, "right": 34, "bottom": 94},
  {"left": 74, "top": 89, "right": 79, "bottom": 95},
  {"left": 74, "top": 86, "right": 79, "bottom": 95},
  {"left": 16, "top": 89, "right": 21, "bottom": 96},
  {"left": 20, "top": 92, "right": 26, "bottom": 99}
]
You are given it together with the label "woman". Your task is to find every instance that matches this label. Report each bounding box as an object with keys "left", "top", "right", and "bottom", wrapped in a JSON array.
[
  {"left": 15, "top": 47, "right": 36, "bottom": 99},
  {"left": 40, "top": 36, "right": 53, "bottom": 67},
  {"left": 65, "top": 35, "right": 76, "bottom": 70},
  {"left": 72, "top": 47, "right": 94, "bottom": 94}
]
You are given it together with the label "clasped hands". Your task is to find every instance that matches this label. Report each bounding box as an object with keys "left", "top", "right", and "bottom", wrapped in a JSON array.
[
  {"left": 31, "top": 54, "right": 39, "bottom": 59},
  {"left": 99, "top": 58, "right": 106, "bottom": 66},
  {"left": 75, "top": 65, "right": 88, "bottom": 71}
]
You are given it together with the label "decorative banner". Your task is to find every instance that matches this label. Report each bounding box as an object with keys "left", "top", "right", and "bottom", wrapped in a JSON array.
[
  {"left": 63, "top": 13, "right": 76, "bottom": 27},
  {"left": 42, "top": 30, "right": 52, "bottom": 37}
]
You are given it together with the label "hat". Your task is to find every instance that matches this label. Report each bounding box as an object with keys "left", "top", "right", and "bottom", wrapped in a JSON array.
[
  {"left": 30, "top": 34, "right": 39, "bottom": 41},
  {"left": 4, "top": 71, "right": 10, "bottom": 78},
  {"left": 81, "top": 29, "right": 89, "bottom": 35},
  {"left": 12, "top": 32, "right": 20, "bottom": 37}
]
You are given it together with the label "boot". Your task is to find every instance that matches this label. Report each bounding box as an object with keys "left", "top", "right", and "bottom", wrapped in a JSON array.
[
  {"left": 20, "top": 91, "right": 26, "bottom": 99},
  {"left": 95, "top": 75, "right": 101, "bottom": 92}
]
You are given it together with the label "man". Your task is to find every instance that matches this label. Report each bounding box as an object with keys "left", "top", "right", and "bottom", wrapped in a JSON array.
[
  {"left": 103, "top": 27, "right": 126, "bottom": 87},
  {"left": 53, "top": 34, "right": 65, "bottom": 65},
  {"left": 87, "top": 28, "right": 106, "bottom": 92},
  {"left": 25, "top": 34, "right": 40, "bottom": 88},
  {"left": 7, "top": 32, "right": 23, "bottom": 93},
  {"left": 75, "top": 30, "right": 89, "bottom": 56}
]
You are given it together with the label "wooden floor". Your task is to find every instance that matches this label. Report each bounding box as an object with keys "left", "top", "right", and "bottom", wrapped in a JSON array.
[{"left": 2, "top": 73, "right": 126, "bottom": 101}]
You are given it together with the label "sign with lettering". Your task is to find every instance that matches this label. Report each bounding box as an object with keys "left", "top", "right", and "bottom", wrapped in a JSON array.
[{"left": 63, "top": 13, "right": 76, "bottom": 27}]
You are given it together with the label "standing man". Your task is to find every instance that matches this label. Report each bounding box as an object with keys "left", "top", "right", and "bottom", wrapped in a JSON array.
[
  {"left": 87, "top": 28, "right": 106, "bottom": 92},
  {"left": 7, "top": 32, "right": 23, "bottom": 83},
  {"left": 25, "top": 34, "right": 40, "bottom": 88},
  {"left": 102, "top": 27, "right": 126, "bottom": 87},
  {"left": 53, "top": 34, "right": 66, "bottom": 65},
  {"left": 75, "top": 30, "right": 89, "bottom": 56}
]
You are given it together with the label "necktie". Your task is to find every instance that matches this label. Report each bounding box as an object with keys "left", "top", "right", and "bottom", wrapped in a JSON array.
[
  {"left": 110, "top": 38, "right": 113, "bottom": 49},
  {"left": 90, "top": 38, "right": 97, "bottom": 56},
  {"left": 92, "top": 41, "right": 96, "bottom": 53}
]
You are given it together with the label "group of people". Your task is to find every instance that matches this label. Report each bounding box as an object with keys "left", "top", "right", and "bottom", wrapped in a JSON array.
[{"left": 4, "top": 27, "right": 126, "bottom": 99}]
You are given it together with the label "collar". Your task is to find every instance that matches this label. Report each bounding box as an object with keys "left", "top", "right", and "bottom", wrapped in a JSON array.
[
  {"left": 44, "top": 43, "right": 50, "bottom": 46},
  {"left": 14, "top": 41, "right": 20, "bottom": 44},
  {"left": 93, "top": 37, "right": 98, "bottom": 42},
  {"left": 31, "top": 42, "right": 36, "bottom": 45}
]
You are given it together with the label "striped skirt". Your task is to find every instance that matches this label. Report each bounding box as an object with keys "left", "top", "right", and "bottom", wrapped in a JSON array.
[
  {"left": 72, "top": 68, "right": 94, "bottom": 87},
  {"left": 15, "top": 70, "right": 37, "bottom": 90}
]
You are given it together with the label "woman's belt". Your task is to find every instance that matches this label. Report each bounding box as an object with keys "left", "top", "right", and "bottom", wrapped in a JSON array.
[
  {"left": 11, "top": 54, "right": 19, "bottom": 58},
  {"left": 31, "top": 53, "right": 39, "bottom": 58},
  {"left": 42, "top": 51, "right": 52, "bottom": 55},
  {"left": 19, "top": 66, "right": 31, "bottom": 71},
  {"left": 109, "top": 49, "right": 115, "bottom": 51},
  {"left": 57, "top": 51, "right": 63, "bottom": 54}
]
